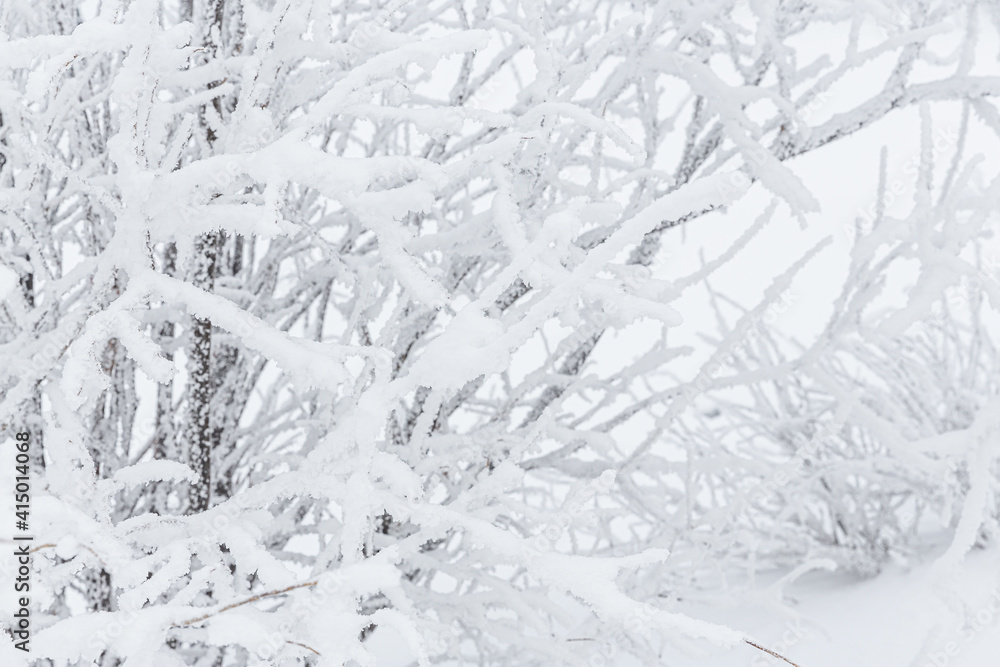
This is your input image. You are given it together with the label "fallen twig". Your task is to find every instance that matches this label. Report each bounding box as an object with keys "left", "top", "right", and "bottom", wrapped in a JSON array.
[{"left": 745, "top": 639, "right": 802, "bottom": 667}]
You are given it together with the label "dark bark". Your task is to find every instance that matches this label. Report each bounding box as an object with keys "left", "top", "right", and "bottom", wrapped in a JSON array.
[
  {"left": 187, "top": 231, "right": 219, "bottom": 514},
  {"left": 186, "top": 0, "right": 230, "bottom": 514}
]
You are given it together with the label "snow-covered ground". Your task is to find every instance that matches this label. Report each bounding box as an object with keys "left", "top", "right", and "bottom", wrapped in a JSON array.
[
  {"left": 664, "top": 547, "right": 1000, "bottom": 667},
  {"left": 369, "top": 543, "right": 1000, "bottom": 667}
]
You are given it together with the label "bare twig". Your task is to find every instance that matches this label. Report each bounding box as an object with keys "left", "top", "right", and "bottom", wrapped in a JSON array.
[
  {"left": 745, "top": 639, "right": 802, "bottom": 667},
  {"left": 286, "top": 640, "right": 321, "bottom": 655},
  {"left": 174, "top": 580, "right": 319, "bottom": 627}
]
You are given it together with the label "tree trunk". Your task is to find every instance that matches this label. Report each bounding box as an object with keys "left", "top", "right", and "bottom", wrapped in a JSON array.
[{"left": 187, "top": 232, "right": 219, "bottom": 514}]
